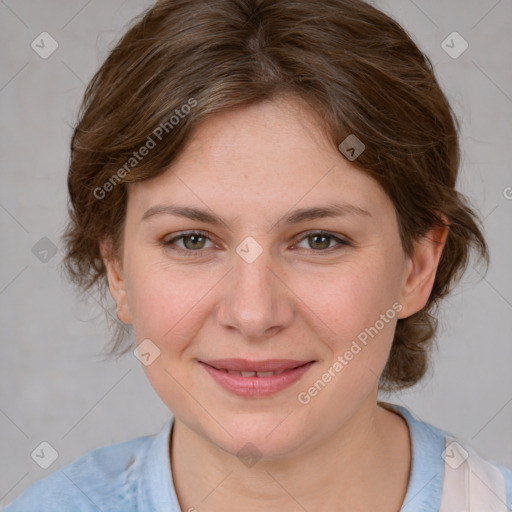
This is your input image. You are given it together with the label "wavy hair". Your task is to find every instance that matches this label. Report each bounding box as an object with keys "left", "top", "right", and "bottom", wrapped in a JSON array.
[{"left": 60, "top": 0, "right": 489, "bottom": 392}]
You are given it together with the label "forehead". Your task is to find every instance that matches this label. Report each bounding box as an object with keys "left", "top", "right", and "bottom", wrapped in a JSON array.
[
  {"left": 125, "top": 97, "right": 389, "bottom": 225},
  {"left": 182, "top": 95, "right": 330, "bottom": 156}
]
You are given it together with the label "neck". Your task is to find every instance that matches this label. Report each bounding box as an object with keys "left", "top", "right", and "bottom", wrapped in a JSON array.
[{"left": 170, "top": 397, "right": 411, "bottom": 512}]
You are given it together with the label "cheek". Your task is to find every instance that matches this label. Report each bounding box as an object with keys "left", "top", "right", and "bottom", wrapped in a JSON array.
[
  {"left": 126, "top": 259, "right": 219, "bottom": 349},
  {"left": 300, "top": 257, "right": 399, "bottom": 329},
  {"left": 291, "top": 255, "right": 402, "bottom": 374},
  {"left": 126, "top": 262, "right": 220, "bottom": 410}
]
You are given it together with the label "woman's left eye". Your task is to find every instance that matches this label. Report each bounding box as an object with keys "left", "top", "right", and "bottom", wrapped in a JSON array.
[
  {"left": 162, "top": 230, "right": 350, "bottom": 256},
  {"left": 293, "top": 231, "right": 350, "bottom": 252}
]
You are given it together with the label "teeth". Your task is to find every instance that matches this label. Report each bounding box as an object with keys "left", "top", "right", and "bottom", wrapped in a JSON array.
[{"left": 222, "top": 369, "right": 288, "bottom": 377}]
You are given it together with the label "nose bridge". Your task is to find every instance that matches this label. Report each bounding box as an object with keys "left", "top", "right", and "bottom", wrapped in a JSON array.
[{"left": 219, "top": 238, "right": 292, "bottom": 338}]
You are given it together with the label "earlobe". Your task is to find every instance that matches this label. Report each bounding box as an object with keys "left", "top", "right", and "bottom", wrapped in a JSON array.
[
  {"left": 99, "top": 239, "right": 132, "bottom": 325},
  {"left": 398, "top": 218, "right": 449, "bottom": 320}
]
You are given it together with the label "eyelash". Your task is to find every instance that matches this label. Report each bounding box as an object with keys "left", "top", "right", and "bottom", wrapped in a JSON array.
[{"left": 162, "top": 230, "right": 351, "bottom": 257}]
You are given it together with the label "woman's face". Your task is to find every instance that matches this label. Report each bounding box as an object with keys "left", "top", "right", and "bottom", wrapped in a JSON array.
[{"left": 102, "top": 96, "right": 444, "bottom": 458}]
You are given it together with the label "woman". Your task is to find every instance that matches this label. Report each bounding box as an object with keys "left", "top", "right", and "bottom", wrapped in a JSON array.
[{"left": 4, "top": 0, "right": 511, "bottom": 510}]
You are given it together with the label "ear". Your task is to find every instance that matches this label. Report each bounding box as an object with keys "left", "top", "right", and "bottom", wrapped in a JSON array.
[
  {"left": 397, "top": 215, "right": 449, "bottom": 320},
  {"left": 99, "top": 238, "right": 132, "bottom": 325}
]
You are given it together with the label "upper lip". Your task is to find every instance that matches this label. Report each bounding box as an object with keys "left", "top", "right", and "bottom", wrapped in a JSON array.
[{"left": 200, "top": 359, "right": 314, "bottom": 372}]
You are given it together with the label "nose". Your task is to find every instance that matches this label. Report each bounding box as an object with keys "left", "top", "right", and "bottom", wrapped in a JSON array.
[{"left": 216, "top": 243, "right": 294, "bottom": 341}]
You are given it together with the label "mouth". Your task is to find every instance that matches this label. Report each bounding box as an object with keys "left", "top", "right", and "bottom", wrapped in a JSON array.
[{"left": 198, "top": 359, "right": 316, "bottom": 397}]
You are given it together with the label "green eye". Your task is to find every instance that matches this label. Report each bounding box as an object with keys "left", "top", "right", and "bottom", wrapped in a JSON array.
[
  {"left": 163, "top": 230, "right": 350, "bottom": 257},
  {"left": 294, "top": 231, "right": 350, "bottom": 252},
  {"left": 164, "top": 231, "right": 214, "bottom": 254}
]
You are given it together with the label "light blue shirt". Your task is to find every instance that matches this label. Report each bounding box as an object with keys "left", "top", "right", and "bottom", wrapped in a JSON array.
[{"left": 3, "top": 402, "right": 512, "bottom": 511}]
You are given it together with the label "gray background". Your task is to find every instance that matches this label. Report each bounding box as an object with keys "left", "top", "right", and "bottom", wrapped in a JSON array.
[{"left": 1, "top": 0, "right": 511, "bottom": 506}]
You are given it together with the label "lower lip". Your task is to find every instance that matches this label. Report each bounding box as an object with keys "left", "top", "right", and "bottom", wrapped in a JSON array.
[{"left": 199, "top": 361, "right": 315, "bottom": 398}]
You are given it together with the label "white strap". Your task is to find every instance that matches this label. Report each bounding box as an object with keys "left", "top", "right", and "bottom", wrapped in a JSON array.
[{"left": 439, "top": 435, "right": 508, "bottom": 512}]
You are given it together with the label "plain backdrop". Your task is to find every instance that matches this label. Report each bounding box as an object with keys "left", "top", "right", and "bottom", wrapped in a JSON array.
[{"left": 1, "top": 0, "right": 511, "bottom": 506}]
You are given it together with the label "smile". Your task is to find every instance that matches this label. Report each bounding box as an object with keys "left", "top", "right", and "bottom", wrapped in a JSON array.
[{"left": 198, "top": 359, "right": 315, "bottom": 397}]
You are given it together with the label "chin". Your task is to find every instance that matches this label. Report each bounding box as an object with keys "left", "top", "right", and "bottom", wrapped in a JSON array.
[{"left": 204, "top": 411, "right": 311, "bottom": 461}]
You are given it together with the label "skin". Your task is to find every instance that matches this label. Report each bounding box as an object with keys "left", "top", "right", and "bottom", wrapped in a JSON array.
[{"left": 100, "top": 95, "right": 448, "bottom": 512}]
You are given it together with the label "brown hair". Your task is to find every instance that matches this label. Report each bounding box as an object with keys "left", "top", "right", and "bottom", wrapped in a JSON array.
[{"left": 60, "top": 0, "right": 489, "bottom": 392}]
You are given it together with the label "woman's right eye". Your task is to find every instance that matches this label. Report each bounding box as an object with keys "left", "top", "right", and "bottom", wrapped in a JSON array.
[{"left": 163, "top": 230, "right": 216, "bottom": 256}]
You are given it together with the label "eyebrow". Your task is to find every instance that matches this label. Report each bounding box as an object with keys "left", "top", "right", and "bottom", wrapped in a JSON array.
[{"left": 141, "top": 201, "right": 372, "bottom": 227}]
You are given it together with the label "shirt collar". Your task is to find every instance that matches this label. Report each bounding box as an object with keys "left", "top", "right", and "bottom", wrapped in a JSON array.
[
  {"left": 137, "top": 403, "right": 445, "bottom": 512},
  {"left": 379, "top": 401, "right": 445, "bottom": 512},
  {"left": 137, "top": 417, "right": 181, "bottom": 512}
]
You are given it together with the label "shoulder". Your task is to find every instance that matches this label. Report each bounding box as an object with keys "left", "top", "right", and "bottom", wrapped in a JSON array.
[
  {"left": 2, "top": 432, "right": 156, "bottom": 512},
  {"left": 495, "top": 462, "right": 512, "bottom": 509},
  {"left": 438, "top": 435, "right": 512, "bottom": 511},
  {"left": 381, "top": 402, "right": 512, "bottom": 511}
]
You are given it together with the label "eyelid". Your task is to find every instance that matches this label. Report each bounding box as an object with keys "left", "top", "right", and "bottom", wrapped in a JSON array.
[
  {"left": 164, "top": 230, "right": 216, "bottom": 248},
  {"left": 163, "top": 229, "right": 351, "bottom": 257},
  {"left": 292, "top": 230, "right": 351, "bottom": 250}
]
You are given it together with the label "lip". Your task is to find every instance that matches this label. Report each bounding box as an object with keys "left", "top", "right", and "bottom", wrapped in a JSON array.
[
  {"left": 199, "top": 360, "right": 315, "bottom": 398},
  {"left": 200, "top": 358, "right": 311, "bottom": 372}
]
